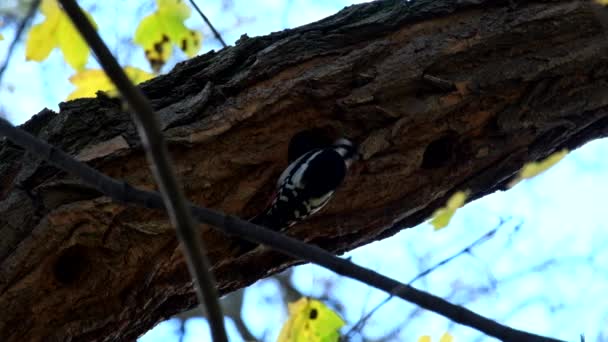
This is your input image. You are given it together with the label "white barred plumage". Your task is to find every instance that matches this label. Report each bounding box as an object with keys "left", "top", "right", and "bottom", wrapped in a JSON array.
[{"left": 250, "top": 138, "right": 358, "bottom": 231}]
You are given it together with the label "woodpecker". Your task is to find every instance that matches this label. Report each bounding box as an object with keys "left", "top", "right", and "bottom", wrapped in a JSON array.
[{"left": 250, "top": 137, "right": 358, "bottom": 231}]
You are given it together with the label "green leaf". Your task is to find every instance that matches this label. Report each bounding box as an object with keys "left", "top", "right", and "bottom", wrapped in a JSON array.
[
  {"left": 67, "top": 67, "right": 154, "bottom": 100},
  {"left": 430, "top": 191, "right": 468, "bottom": 230},
  {"left": 134, "top": 0, "right": 203, "bottom": 72},
  {"left": 277, "top": 297, "right": 345, "bottom": 342},
  {"left": 509, "top": 149, "right": 568, "bottom": 187},
  {"left": 25, "top": 0, "right": 97, "bottom": 71}
]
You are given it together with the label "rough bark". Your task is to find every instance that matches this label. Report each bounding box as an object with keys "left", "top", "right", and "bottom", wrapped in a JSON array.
[{"left": 1, "top": 0, "right": 607, "bottom": 340}]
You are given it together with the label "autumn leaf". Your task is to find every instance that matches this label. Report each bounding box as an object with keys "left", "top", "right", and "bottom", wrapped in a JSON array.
[
  {"left": 418, "top": 333, "right": 454, "bottom": 342},
  {"left": 430, "top": 191, "right": 469, "bottom": 230},
  {"left": 67, "top": 67, "right": 154, "bottom": 100},
  {"left": 134, "top": 0, "right": 203, "bottom": 72},
  {"left": 440, "top": 333, "right": 454, "bottom": 342},
  {"left": 508, "top": 149, "right": 568, "bottom": 187},
  {"left": 25, "top": 0, "right": 97, "bottom": 71},
  {"left": 277, "top": 297, "right": 345, "bottom": 342}
]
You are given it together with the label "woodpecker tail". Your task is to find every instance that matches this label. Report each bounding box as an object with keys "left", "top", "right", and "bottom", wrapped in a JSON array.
[
  {"left": 232, "top": 214, "right": 265, "bottom": 254},
  {"left": 249, "top": 209, "right": 284, "bottom": 232},
  {"left": 235, "top": 209, "right": 276, "bottom": 254},
  {"left": 249, "top": 212, "right": 265, "bottom": 227}
]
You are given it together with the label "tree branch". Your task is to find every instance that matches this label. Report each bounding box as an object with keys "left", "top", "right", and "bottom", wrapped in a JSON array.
[
  {"left": 0, "top": 117, "right": 565, "bottom": 342},
  {"left": 56, "top": 0, "right": 227, "bottom": 340},
  {"left": 1, "top": 0, "right": 607, "bottom": 340}
]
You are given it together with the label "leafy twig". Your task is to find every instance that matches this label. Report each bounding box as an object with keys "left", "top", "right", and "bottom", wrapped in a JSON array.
[{"left": 56, "top": 0, "right": 228, "bottom": 341}]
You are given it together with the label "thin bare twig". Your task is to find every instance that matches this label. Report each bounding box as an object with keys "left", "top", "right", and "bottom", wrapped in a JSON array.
[
  {"left": 0, "top": 0, "right": 41, "bottom": 86},
  {"left": 177, "top": 319, "right": 187, "bottom": 342},
  {"left": 56, "top": 0, "right": 227, "bottom": 341},
  {"left": 188, "top": 0, "right": 228, "bottom": 48},
  {"left": 346, "top": 218, "right": 518, "bottom": 339},
  {"left": 0, "top": 116, "right": 565, "bottom": 342},
  {"left": 175, "top": 291, "right": 258, "bottom": 341}
]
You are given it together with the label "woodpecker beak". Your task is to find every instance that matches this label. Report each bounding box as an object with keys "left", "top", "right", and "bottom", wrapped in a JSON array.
[
  {"left": 332, "top": 137, "right": 359, "bottom": 169},
  {"left": 345, "top": 151, "right": 360, "bottom": 169},
  {"left": 345, "top": 159, "right": 355, "bottom": 169}
]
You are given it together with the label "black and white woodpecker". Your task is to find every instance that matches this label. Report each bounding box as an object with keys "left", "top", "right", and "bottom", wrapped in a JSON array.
[{"left": 250, "top": 137, "right": 358, "bottom": 231}]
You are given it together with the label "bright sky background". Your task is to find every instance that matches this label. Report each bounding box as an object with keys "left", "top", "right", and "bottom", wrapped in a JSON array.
[{"left": 2, "top": 1, "right": 607, "bottom": 341}]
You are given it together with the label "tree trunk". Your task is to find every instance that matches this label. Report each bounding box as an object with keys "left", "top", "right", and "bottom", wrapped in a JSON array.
[{"left": 1, "top": 0, "right": 606, "bottom": 340}]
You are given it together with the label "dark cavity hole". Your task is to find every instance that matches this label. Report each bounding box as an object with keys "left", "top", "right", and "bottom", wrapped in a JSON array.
[
  {"left": 288, "top": 128, "right": 333, "bottom": 163},
  {"left": 54, "top": 245, "right": 90, "bottom": 285},
  {"left": 421, "top": 133, "right": 458, "bottom": 169}
]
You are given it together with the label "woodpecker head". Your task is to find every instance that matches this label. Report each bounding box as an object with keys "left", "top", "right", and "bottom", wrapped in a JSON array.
[{"left": 332, "top": 138, "right": 359, "bottom": 169}]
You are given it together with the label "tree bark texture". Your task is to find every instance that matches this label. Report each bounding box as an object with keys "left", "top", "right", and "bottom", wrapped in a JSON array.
[{"left": 1, "top": 0, "right": 607, "bottom": 340}]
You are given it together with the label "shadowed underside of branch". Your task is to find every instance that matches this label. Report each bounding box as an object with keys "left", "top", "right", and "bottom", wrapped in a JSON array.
[{"left": 1, "top": 0, "right": 607, "bottom": 340}]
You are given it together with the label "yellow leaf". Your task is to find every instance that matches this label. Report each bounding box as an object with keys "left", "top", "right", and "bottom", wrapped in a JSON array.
[
  {"left": 418, "top": 333, "right": 454, "bottom": 342},
  {"left": 430, "top": 191, "right": 468, "bottom": 230},
  {"left": 134, "top": 0, "right": 203, "bottom": 72},
  {"left": 0, "top": 34, "right": 3, "bottom": 40},
  {"left": 440, "top": 332, "right": 454, "bottom": 342},
  {"left": 509, "top": 149, "right": 568, "bottom": 187},
  {"left": 67, "top": 66, "right": 154, "bottom": 100},
  {"left": 277, "top": 297, "right": 345, "bottom": 342},
  {"left": 25, "top": 0, "right": 97, "bottom": 70}
]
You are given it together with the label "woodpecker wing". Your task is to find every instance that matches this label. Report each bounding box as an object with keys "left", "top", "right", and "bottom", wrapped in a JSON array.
[{"left": 251, "top": 148, "right": 347, "bottom": 231}]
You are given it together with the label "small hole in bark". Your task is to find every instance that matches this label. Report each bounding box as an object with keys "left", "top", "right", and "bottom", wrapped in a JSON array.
[
  {"left": 421, "top": 133, "right": 458, "bottom": 169},
  {"left": 288, "top": 128, "right": 333, "bottom": 162},
  {"left": 54, "top": 245, "right": 90, "bottom": 285}
]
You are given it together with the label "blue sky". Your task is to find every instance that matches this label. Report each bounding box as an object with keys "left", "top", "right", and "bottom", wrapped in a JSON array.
[{"left": 2, "top": 1, "right": 607, "bottom": 341}]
